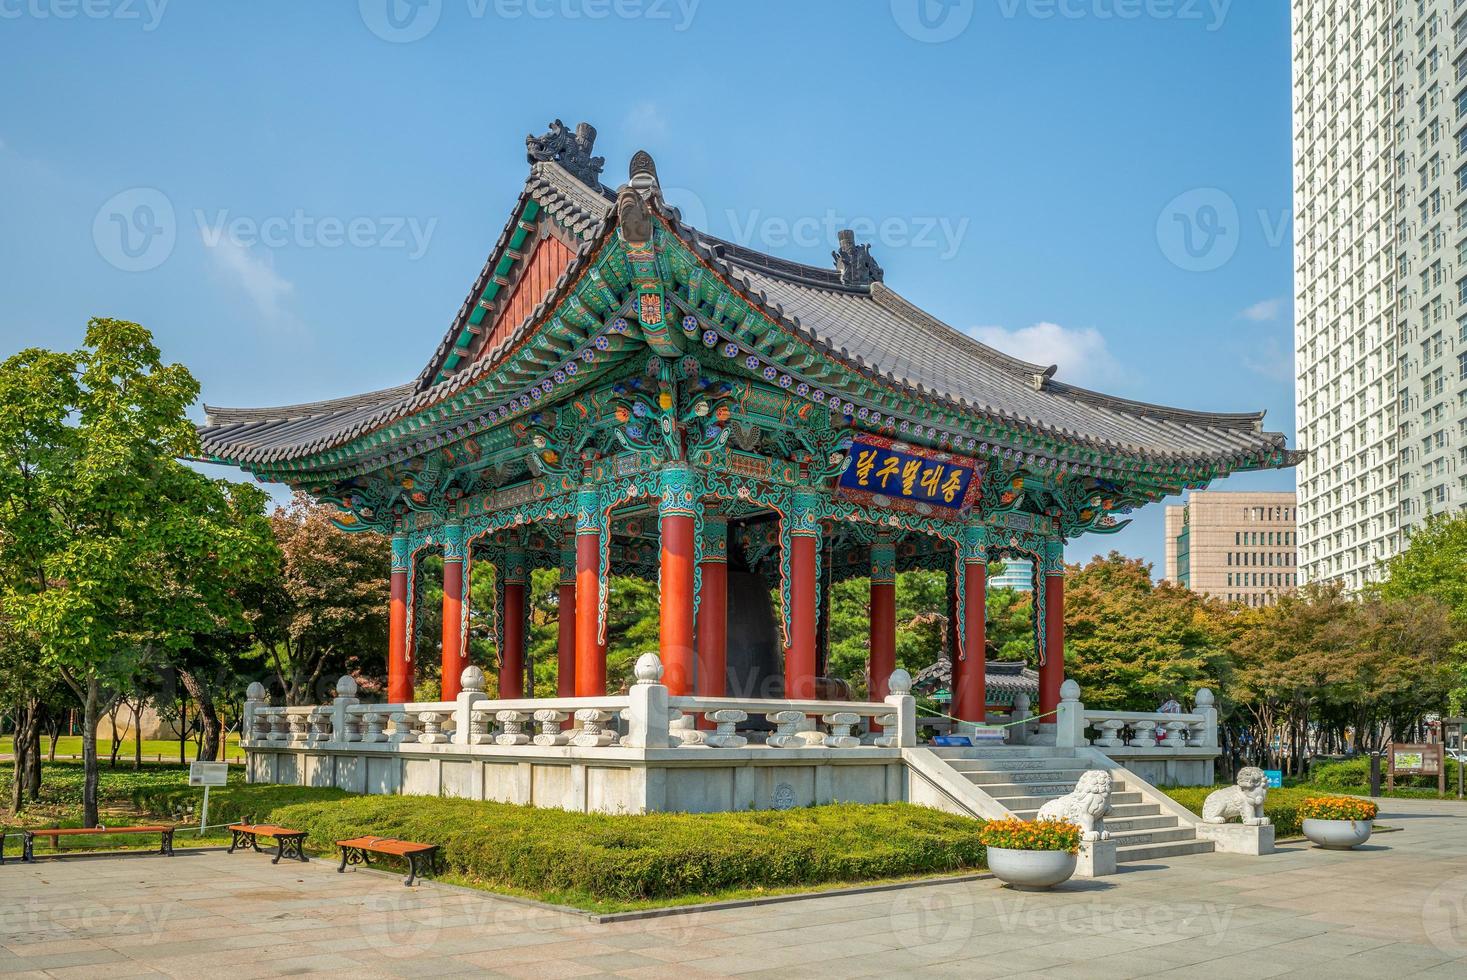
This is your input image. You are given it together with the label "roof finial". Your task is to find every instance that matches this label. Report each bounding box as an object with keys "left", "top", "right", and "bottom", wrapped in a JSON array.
[
  {"left": 526, "top": 119, "right": 605, "bottom": 187},
  {"left": 833, "top": 229, "right": 883, "bottom": 286},
  {"left": 628, "top": 150, "right": 658, "bottom": 190}
]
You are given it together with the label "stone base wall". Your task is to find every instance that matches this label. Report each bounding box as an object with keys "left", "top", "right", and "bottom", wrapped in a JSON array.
[{"left": 247, "top": 745, "right": 906, "bottom": 814}]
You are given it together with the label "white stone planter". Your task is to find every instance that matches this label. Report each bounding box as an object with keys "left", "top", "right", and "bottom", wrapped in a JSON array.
[
  {"left": 986, "top": 847, "right": 1078, "bottom": 890},
  {"left": 1302, "top": 818, "right": 1373, "bottom": 850}
]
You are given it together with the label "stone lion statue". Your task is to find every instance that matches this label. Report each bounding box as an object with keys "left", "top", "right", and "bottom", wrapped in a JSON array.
[
  {"left": 1202, "top": 767, "right": 1270, "bottom": 826},
  {"left": 1036, "top": 769, "right": 1113, "bottom": 841}
]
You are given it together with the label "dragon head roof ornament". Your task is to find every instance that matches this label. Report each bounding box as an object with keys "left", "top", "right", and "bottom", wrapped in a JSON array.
[{"left": 526, "top": 119, "right": 605, "bottom": 186}]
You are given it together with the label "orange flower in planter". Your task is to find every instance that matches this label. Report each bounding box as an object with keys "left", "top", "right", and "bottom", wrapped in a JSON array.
[
  {"left": 977, "top": 818, "right": 1081, "bottom": 853},
  {"left": 1299, "top": 796, "right": 1378, "bottom": 821}
]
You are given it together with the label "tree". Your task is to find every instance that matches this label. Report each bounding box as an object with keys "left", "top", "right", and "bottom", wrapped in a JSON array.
[
  {"left": 1376, "top": 513, "right": 1467, "bottom": 710},
  {"left": 259, "top": 494, "right": 390, "bottom": 705},
  {"left": 1, "top": 319, "right": 276, "bottom": 825},
  {"left": 1063, "top": 552, "right": 1229, "bottom": 711}
]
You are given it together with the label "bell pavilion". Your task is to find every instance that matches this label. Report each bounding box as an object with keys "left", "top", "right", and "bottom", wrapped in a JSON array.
[{"left": 201, "top": 119, "right": 1295, "bottom": 727}]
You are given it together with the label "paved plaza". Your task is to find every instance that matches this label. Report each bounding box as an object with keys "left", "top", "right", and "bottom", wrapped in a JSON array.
[{"left": 3, "top": 799, "right": 1467, "bottom": 978}]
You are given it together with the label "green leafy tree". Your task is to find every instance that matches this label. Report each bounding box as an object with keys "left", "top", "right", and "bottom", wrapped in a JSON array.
[
  {"left": 1, "top": 319, "right": 276, "bottom": 825},
  {"left": 1376, "top": 513, "right": 1467, "bottom": 710}
]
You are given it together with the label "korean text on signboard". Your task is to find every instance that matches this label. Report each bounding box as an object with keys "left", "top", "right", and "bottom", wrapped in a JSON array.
[{"left": 837, "top": 436, "right": 983, "bottom": 516}]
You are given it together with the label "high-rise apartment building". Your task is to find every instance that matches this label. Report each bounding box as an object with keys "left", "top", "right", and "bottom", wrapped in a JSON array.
[
  {"left": 1164, "top": 491, "right": 1299, "bottom": 606},
  {"left": 1293, "top": 0, "right": 1467, "bottom": 590}
]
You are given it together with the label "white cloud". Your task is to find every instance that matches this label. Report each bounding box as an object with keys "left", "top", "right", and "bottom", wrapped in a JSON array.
[
  {"left": 966, "top": 321, "right": 1121, "bottom": 387},
  {"left": 204, "top": 236, "right": 293, "bottom": 321},
  {"left": 1240, "top": 298, "right": 1283, "bottom": 321},
  {"left": 623, "top": 102, "right": 669, "bottom": 143},
  {"left": 1242, "top": 335, "right": 1295, "bottom": 382}
]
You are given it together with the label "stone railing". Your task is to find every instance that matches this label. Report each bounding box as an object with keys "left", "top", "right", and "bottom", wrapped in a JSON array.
[
  {"left": 1055, "top": 679, "right": 1218, "bottom": 752},
  {"left": 242, "top": 657, "right": 917, "bottom": 754}
]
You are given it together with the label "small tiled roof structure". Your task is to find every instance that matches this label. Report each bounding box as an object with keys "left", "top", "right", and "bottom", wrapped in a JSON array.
[
  {"left": 912, "top": 657, "right": 1039, "bottom": 705},
  {"left": 200, "top": 146, "right": 1292, "bottom": 474}
]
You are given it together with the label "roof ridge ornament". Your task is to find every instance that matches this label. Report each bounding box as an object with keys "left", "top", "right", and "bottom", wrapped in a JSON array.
[
  {"left": 832, "top": 228, "right": 883, "bottom": 286},
  {"left": 525, "top": 119, "right": 605, "bottom": 187},
  {"left": 616, "top": 150, "right": 658, "bottom": 246}
]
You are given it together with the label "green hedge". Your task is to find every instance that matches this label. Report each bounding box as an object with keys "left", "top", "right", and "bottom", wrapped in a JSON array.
[
  {"left": 131, "top": 783, "right": 348, "bottom": 827},
  {"left": 1306, "top": 756, "right": 1460, "bottom": 791},
  {"left": 262, "top": 796, "right": 985, "bottom": 901},
  {"left": 1161, "top": 785, "right": 1312, "bottom": 837}
]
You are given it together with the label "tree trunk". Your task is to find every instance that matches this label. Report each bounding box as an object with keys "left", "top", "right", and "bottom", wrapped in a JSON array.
[
  {"left": 132, "top": 700, "right": 143, "bottom": 771},
  {"left": 107, "top": 702, "right": 122, "bottom": 768},
  {"left": 178, "top": 670, "right": 221, "bottom": 763},
  {"left": 82, "top": 677, "right": 100, "bottom": 828},
  {"left": 26, "top": 713, "right": 40, "bottom": 801},
  {"left": 9, "top": 701, "right": 36, "bottom": 814}
]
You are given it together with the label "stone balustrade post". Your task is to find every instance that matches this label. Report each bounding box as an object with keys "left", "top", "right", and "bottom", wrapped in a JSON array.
[
  {"left": 243, "top": 682, "right": 267, "bottom": 748},
  {"left": 1008, "top": 692, "right": 1030, "bottom": 746},
  {"left": 1196, "top": 687, "right": 1218, "bottom": 749},
  {"left": 331, "top": 675, "right": 360, "bottom": 746},
  {"left": 453, "top": 666, "right": 488, "bottom": 746},
  {"left": 1056, "top": 678, "right": 1086, "bottom": 748},
  {"left": 625, "top": 653, "right": 671, "bottom": 749},
  {"left": 882, "top": 669, "right": 917, "bottom": 748}
]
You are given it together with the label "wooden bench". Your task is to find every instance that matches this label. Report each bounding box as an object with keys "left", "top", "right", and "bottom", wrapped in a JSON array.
[
  {"left": 336, "top": 836, "right": 440, "bottom": 886},
  {"left": 227, "top": 824, "right": 308, "bottom": 864},
  {"left": 21, "top": 825, "right": 175, "bottom": 862}
]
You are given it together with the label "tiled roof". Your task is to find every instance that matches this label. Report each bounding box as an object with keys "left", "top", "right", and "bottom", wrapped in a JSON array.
[
  {"left": 199, "top": 152, "right": 1291, "bottom": 473},
  {"left": 912, "top": 658, "right": 1039, "bottom": 695}
]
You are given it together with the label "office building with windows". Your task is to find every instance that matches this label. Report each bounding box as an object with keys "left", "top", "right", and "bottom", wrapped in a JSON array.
[{"left": 1165, "top": 491, "right": 1299, "bottom": 606}]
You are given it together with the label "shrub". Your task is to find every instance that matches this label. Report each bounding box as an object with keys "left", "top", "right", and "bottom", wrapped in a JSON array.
[
  {"left": 1307, "top": 755, "right": 1459, "bottom": 792},
  {"left": 977, "top": 818, "right": 1080, "bottom": 853},
  {"left": 1298, "top": 796, "right": 1378, "bottom": 821},
  {"left": 263, "top": 796, "right": 987, "bottom": 901}
]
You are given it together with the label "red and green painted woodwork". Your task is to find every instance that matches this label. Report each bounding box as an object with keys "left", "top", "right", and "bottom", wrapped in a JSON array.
[
  {"left": 574, "top": 486, "right": 607, "bottom": 696},
  {"left": 500, "top": 548, "right": 529, "bottom": 699},
  {"left": 1039, "top": 538, "right": 1067, "bottom": 714},
  {"left": 557, "top": 536, "right": 577, "bottom": 697},
  {"left": 388, "top": 531, "right": 413, "bottom": 704},
  {"left": 657, "top": 466, "right": 698, "bottom": 695},
  {"left": 784, "top": 489, "right": 822, "bottom": 700},
  {"left": 868, "top": 535, "right": 897, "bottom": 727},
  {"left": 952, "top": 524, "right": 989, "bottom": 723},
  {"left": 438, "top": 524, "right": 468, "bottom": 700},
  {"left": 697, "top": 515, "right": 728, "bottom": 699}
]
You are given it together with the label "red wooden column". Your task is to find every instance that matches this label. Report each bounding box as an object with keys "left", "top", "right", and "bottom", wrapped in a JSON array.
[
  {"left": 500, "top": 549, "right": 527, "bottom": 699},
  {"left": 440, "top": 524, "right": 467, "bottom": 701},
  {"left": 952, "top": 526, "right": 988, "bottom": 722},
  {"left": 1039, "top": 539, "right": 1066, "bottom": 714},
  {"left": 784, "top": 490, "right": 820, "bottom": 700},
  {"left": 388, "top": 531, "right": 413, "bottom": 704},
  {"left": 556, "top": 536, "right": 576, "bottom": 697},
  {"left": 696, "top": 516, "right": 729, "bottom": 699},
  {"left": 868, "top": 535, "right": 896, "bottom": 703},
  {"left": 574, "top": 487, "right": 607, "bottom": 696},
  {"left": 658, "top": 467, "right": 697, "bottom": 695}
]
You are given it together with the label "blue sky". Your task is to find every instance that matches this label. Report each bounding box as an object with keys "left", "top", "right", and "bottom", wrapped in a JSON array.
[{"left": 0, "top": 0, "right": 1293, "bottom": 575}]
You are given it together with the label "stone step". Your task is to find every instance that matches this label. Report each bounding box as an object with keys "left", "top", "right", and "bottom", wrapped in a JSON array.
[
  {"left": 971, "top": 779, "right": 1130, "bottom": 799},
  {"left": 1009, "top": 802, "right": 1161, "bottom": 821},
  {"left": 926, "top": 745, "right": 1078, "bottom": 761},
  {"left": 1107, "top": 826, "right": 1194, "bottom": 846},
  {"left": 962, "top": 767, "right": 1106, "bottom": 784},
  {"left": 991, "top": 790, "right": 1145, "bottom": 811},
  {"left": 1103, "top": 814, "right": 1181, "bottom": 832},
  {"left": 1116, "top": 838, "right": 1214, "bottom": 863},
  {"left": 944, "top": 757, "right": 1092, "bottom": 774}
]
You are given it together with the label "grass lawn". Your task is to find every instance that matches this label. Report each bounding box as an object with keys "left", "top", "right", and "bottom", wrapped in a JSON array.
[
  {"left": 5, "top": 761, "right": 988, "bottom": 912},
  {"left": 0, "top": 734, "right": 244, "bottom": 764}
]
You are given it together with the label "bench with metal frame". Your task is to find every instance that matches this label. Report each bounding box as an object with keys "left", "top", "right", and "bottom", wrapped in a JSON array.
[
  {"left": 227, "top": 823, "right": 308, "bottom": 864},
  {"left": 21, "top": 824, "right": 176, "bottom": 862},
  {"left": 336, "top": 835, "right": 441, "bottom": 886}
]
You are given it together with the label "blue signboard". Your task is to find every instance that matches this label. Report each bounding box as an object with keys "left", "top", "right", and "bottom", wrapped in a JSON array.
[
  {"left": 1263, "top": 769, "right": 1283, "bottom": 789},
  {"left": 837, "top": 437, "right": 981, "bottom": 515}
]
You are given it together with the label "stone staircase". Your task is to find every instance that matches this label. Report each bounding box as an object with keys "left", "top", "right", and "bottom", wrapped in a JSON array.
[{"left": 928, "top": 745, "right": 1213, "bottom": 863}]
